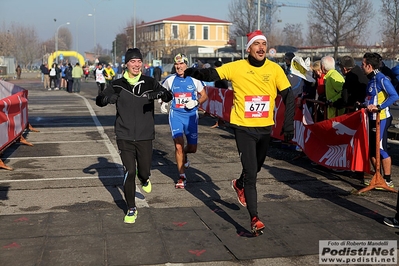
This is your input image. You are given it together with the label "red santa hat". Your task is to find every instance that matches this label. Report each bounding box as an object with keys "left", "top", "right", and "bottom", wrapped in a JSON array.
[{"left": 246, "top": 30, "right": 267, "bottom": 50}]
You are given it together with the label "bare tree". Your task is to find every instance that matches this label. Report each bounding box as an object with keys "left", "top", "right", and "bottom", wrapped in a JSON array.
[
  {"left": 306, "top": 23, "right": 326, "bottom": 47},
  {"left": 9, "top": 23, "right": 41, "bottom": 69},
  {"left": 112, "top": 33, "right": 128, "bottom": 63},
  {"left": 58, "top": 27, "right": 73, "bottom": 51},
  {"left": 308, "top": 0, "right": 372, "bottom": 59},
  {"left": 228, "top": 0, "right": 278, "bottom": 38},
  {"left": 282, "top": 23, "right": 304, "bottom": 46},
  {"left": 0, "top": 30, "right": 16, "bottom": 57},
  {"left": 380, "top": 0, "right": 399, "bottom": 60}
]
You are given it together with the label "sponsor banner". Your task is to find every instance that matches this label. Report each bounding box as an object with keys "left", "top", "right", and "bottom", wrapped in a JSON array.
[
  {"left": 0, "top": 81, "right": 29, "bottom": 152},
  {"left": 319, "top": 240, "right": 397, "bottom": 264}
]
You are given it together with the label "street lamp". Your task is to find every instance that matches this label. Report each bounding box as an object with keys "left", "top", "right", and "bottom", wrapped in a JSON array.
[
  {"left": 76, "top": 14, "right": 93, "bottom": 53},
  {"left": 133, "top": 0, "right": 136, "bottom": 48},
  {"left": 55, "top": 22, "right": 70, "bottom": 64}
]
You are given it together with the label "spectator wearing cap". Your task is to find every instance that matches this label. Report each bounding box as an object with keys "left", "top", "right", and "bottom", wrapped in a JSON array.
[
  {"left": 284, "top": 52, "right": 295, "bottom": 74},
  {"left": 183, "top": 29, "right": 295, "bottom": 236},
  {"left": 161, "top": 53, "right": 208, "bottom": 189},
  {"left": 321, "top": 56, "right": 345, "bottom": 119},
  {"left": 334, "top": 55, "right": 368, "bottom": 112},
  {"left": 95, "top": 48, "right": 172, "bottom": 224}
]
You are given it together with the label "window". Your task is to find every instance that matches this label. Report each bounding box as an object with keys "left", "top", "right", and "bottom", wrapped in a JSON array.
[
  {"left": 189, "top": 25, "right": 195, "bottom": 40},
  {"left": 154, "top": 25, "right": 159, "bottom": 41},
  {"left": 203, "top": 25, "right": 209, "bottom": 40},
  {"left": 172, "top": 24, "right": 178, "bottom": 39},
  {"left": 160, "top": 25, "right": 164, "bottom": 40},
  {"left": 154, "top": 25, "right": 159, "bottom": 40}
]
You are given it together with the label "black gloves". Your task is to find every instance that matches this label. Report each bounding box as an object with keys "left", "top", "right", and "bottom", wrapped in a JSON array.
[
  {"left": 145, "top": 91, "right": 165, "bottom": 100},
  {"left": 144, "top": 90, "right": 173, "bottom": 102},
  {"left": 184, "top": 68, "right": 204, "bottom": 80},
  {"left": 95, "top": 94, "right": 118, "bottom": 107},
  {"left": 108, "top": 94, "right": 119, "bottom": 104},
  {"left": 96, "top": 95, "right": 107, "bottom": 107}
]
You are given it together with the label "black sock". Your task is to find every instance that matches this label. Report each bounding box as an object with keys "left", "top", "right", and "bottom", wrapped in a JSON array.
[{"left": 384, "top": 175, "right": 391, "bottom": 182}]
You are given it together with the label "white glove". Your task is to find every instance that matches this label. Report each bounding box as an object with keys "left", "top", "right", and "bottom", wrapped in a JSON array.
[
  {"left": 160, "top": 102, "right": 168, "bottom": 114},
  {"left": 185, "top": 99, "right": 198, "bottom": 109}
]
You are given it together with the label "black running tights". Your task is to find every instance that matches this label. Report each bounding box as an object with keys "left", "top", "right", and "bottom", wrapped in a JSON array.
[
  {"left": 117, "top": 139, "right": 152, "bottom": 209},
  {"left": 234, "top": 128, "right": 270, "bottom": 219}
]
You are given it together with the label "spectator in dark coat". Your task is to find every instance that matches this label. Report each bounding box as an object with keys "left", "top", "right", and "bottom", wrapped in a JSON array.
[
  {"left": 335, "top": 56, "right": 368, "bottom": 112},
  {"left": 64, "top": 63, "right": 73, "bottom": 93},
  {"left": 153, "top": 66, "right": 162, "bottom": 82}
]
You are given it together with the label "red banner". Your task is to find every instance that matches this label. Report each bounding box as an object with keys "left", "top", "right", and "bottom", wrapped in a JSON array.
[
  {"left": 200, "top": 87, "right": 369, "bottom": 172},
  {"left": 294, "top": 104, "right": 369, "bottom": 172},
  {"left": 0, "top": 81, "right": 29, "bottom": 152}
]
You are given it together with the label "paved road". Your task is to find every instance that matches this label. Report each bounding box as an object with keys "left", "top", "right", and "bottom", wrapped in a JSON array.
[{"left": 1, "top": 75, "right": 399, "bottom": 265}]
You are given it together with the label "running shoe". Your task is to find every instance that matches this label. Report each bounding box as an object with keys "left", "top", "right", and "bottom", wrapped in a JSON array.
[
  {"left": 184, "top": 155, "right": 190, "bottom": 169},
  {"left": 231, "top": 179, "right": 246, "bottom": 207},
  {"left": 142, "top": 179, "right": 152, "bottom": 193},
  {"left": 175, "top": 176, "right": 187, "bottom": 189},
  {"left": 124, "top": 208, "right": 138, "bottom": 224},
  {"left": 251, "top": 216, "right": 265, "bottom": 236},
  {"left": 376, "top": 180, "right": 395, "bottom": 190},
  {"left": 383, "top": 217, "right": 399, "bottom": 228},
  {"left": 363, "top": 179, "right": 371, "bottom": 186}
]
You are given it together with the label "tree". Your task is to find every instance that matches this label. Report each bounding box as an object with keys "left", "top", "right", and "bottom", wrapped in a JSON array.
[
  {"left": 0, "top": 30, "right": 16, "bottom": 57},
  {"left": 228, "top": 0, "right": 278, "bottom": 38},
  {"left": 58, "top": 27, "right": 73, "bottom": 51},
  {"left": 380, "top": 0, "right": 399, "bottom": 61},
  {"left": 112, "top": 34, "right": 128, "bottom": 64},
  {"left": 305, "top": 23, "right": 326, "bottom": 47},
  {"left": 308, "top": 0, "right": 372, "bottom": 59},
  {"left": 282, "top": 23, "right": 304, "bottom": 47},
  {"left": 8, "top": 23, "right": 41, "bottom": 69}
]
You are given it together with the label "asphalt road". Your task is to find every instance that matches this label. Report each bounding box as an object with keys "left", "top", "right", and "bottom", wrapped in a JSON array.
[{"left": 1, "top": 74, "right": 399, "bottom": 265}]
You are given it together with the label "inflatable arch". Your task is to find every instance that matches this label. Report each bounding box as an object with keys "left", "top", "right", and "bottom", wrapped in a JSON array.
[{"left": 48, "top": 51, "right": 85, "bottom": 67}]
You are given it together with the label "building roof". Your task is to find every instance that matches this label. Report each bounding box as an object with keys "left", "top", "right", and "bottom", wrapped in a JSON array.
[{"left": 138, "top": 14, "right": 231, "bottom": 27}]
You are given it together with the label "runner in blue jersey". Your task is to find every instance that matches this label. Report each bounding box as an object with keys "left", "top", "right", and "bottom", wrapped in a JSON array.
[
  {"left": 361, "top": 52, "right": 399, "bottom": 188},
  {"left": 162, "top": 53, "right": 208, "bottom": 188}
]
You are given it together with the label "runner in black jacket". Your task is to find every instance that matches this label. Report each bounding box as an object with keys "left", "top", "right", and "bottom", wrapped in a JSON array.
[{"left": 96, "top": 48, "right": 172, "bottom": 224}]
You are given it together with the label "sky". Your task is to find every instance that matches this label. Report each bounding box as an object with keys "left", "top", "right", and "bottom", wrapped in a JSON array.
[{"left": 0, "top": 0, "right": 383, "bottom": 57}]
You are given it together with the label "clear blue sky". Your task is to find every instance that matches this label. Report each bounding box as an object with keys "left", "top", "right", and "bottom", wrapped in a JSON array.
[{"left": 0, "top": 0, "right": 382, "bottom": 55}]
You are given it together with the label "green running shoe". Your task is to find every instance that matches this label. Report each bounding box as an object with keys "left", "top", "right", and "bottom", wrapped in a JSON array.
[
  {"left": 124, "top": 208, "right": 138, "bottom": 224},
  {"left": 142, "top": 179, "right": 152, "bottom": 193}
]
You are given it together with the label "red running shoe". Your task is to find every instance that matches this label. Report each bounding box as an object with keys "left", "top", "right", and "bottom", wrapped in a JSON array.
[
  {"left": 175, "top": 176, "right": 187, "bottom": 189},
  {"left": 251, "top": 216, "right": 265, "bottom": 236},
  {"left": 231, "top": 179, "right": 246, "bottom": 207}
]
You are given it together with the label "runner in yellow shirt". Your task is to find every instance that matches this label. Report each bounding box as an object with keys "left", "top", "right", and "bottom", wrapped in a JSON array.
[
  {"left": 184, "top": 30, "right": 295, "bottom": 236},
  {"left": 104, "top": 64, "right": 116, "bottom": 88}
]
